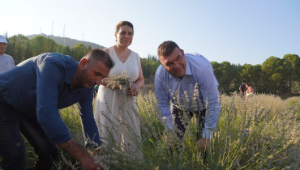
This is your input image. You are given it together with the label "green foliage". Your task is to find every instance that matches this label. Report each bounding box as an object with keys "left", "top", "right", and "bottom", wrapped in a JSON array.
[
  {"left": 283, "top": 54, "right": 300, "bottom": 93},
  {"left": 141, "top": 55, "right": 160, "bottom": 82},
  {"left": 5, "top": 34, "right": 94, "bottom": 65},
  {"left": 210, "top": 55, "right": 300, "bottom": 94},
  {"left": 30, "top": 36, "right": 56, "bottom": 56},
  {"left": 5, "top": 34, "right": 32, "bottom": 64},
  {"left": 218, "top": 61, "right": 238, "bottom": 93},
  {"left": 71, "top": 43, "right": 88, "bottom": 61}
]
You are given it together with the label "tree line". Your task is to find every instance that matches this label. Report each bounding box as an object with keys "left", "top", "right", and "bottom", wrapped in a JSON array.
[
  {"left": 4, "top": 34, "right": 300, "bottom": 94},
  {"left": 212, "top": 56, "right": 300, "bottom": 94},
  {"left": 142, "top": 54, "right": 300, "bottom": 94},
  {"left": 5, "top": 34, "right": 91, "bottom": 64}
]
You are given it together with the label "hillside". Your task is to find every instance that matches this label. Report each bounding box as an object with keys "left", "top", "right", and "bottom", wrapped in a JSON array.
[{"left": 27, "top": 34, "right": 105, "bottom": 49}]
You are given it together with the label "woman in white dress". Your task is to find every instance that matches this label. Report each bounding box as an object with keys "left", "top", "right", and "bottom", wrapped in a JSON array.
[{"left": 94, "top": 21, "right": 144, "bottom": 157}]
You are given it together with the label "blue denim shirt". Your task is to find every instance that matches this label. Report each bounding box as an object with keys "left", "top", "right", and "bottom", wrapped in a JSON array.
[
  {"left": 154, "top": 53, "right": 221, "bottom": 139},
  {"left": 0, "top": 53, "right": 100, "bottom": 146}
]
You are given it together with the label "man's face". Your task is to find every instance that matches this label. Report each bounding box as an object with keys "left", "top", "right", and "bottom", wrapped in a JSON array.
[
  {"left": 76, "top": 59, "right": 110, "bottom": 89},
  {"left": 0, "top": 42, "right": 7, "bottom": 55},
  {"left": 159, "top": 48, "right": 186, "bottom": 78}
]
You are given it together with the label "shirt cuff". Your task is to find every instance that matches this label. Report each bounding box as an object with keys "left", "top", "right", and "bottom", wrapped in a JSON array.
[{"left": 202, "top": 128, "right": 214, "bottom": 139}]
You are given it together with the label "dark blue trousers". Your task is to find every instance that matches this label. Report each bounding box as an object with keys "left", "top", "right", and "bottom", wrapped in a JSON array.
[
  {"left": 172, "top": 107, "right": 206, "bottom": 140},
  {"left": 0, "top": 95, "right": 58, "bottom": 170}
]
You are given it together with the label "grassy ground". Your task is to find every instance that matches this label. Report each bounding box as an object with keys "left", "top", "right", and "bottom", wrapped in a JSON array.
[
  {"left": 2, "top": 92, "right": 299, "bottom": 170},
  {"left": 56, "top": 92, "right": 300, "bottom": 170}
]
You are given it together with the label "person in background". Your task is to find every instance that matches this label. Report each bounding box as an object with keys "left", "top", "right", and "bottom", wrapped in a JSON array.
[
  {"left": 0, "top": 35, "right": 15, "bottom": 74},
  {"left": 239, "top": 80, "right": 247, "bottom": 98},
  {"left": 94, "top": 85, "right": 99, "bottom": 98},
  {"left": 0, "top": 49, "right": 114, "bottom": 170},
  {"left": 154, "top": 41, "right": 221, "bottom": 153},
  {"left": 245, "top": 82, "right": 254, "bottom": 101},
  {"left": 94, "top": 21, "right": 144, "bottom": 157}
]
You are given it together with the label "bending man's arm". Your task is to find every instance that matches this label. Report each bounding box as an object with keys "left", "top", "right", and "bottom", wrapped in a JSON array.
[
  {"left": 197, "top": 66, "right": 221, "bottom": 139},
  {"left": 58, "top": 139, "right": 101, "bottom": 170},
  {"left": 154, "top": 70, "right": 172, "bottom": 129},
  {"left": 78, "top": 91, "right": 101, "bottom": 147}
]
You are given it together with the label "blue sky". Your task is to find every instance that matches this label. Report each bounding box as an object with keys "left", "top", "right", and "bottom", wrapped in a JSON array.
[{"left": 2, "top": 0, "right": 299, "bottom": 65}]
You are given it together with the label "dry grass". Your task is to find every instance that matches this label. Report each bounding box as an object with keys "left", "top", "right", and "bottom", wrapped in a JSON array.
[{"left": 11, "top": 91, "right": 299, "bottom": 170}]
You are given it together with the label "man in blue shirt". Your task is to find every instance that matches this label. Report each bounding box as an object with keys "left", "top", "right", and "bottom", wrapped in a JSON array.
[
  {"left": 0, "top": 49, "right": 114, "bottom": 170},
  {"left": 239, "top": 80, "right": 246, "bottom": 98},
  {"left": 154, "top": 41, "right": 221, "bottom": 153}
]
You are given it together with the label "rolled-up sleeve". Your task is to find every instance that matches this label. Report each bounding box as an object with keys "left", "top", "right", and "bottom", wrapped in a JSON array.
[{"left": 36, "top": 60, "right": 71, "bottom": 143}]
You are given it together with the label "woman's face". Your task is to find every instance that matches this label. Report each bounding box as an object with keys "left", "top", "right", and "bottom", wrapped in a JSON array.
[{"left": 115, "top": 25, "right": 133, "bottom": 48}]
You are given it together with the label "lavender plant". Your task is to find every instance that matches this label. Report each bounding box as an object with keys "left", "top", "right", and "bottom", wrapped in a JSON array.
[{"left": 38, "top": 89, "right": 300, "bottom": 170}]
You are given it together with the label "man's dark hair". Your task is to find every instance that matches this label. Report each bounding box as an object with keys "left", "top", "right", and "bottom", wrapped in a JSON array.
[
  {"left": 242, "top": 80, "right": 246, "bottom": 83},
  {"left": 115, "top": 21, "right": 134, "bottom": 35},
  {"left": 84, "top": 49, "right": 115, "bottom": 69},
  {"left": 157, "top": 41, "right": 181, "bottom": 58}
]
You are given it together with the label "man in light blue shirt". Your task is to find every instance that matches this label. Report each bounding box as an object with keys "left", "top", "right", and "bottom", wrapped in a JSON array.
[
  {"left": 154, "top": 41, "right": 221, "bottom": 152},
  {"left": 0, "top": 49, "right": 114, "bottom": 170}
]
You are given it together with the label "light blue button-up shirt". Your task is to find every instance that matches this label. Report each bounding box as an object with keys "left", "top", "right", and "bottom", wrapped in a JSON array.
[{"left": 154, "top": 53, "right": 221, "bottom": 139}]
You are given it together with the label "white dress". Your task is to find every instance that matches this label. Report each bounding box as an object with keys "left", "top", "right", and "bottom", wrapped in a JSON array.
[{"left": 94, "top": 46, "right": 142, "bottom": 157}]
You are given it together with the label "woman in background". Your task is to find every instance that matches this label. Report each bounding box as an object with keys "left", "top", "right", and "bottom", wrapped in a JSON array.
[{"left": 94, "top": 21, "right": 144, "bottom": 157}]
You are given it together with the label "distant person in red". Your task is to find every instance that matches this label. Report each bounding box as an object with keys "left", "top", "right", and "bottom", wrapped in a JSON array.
[
  {"left": 0, "top": 35, "right": 15, "bottom": 74},
  {"left": 239, "top": 80, "right": 246, "bottom": 98}
]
